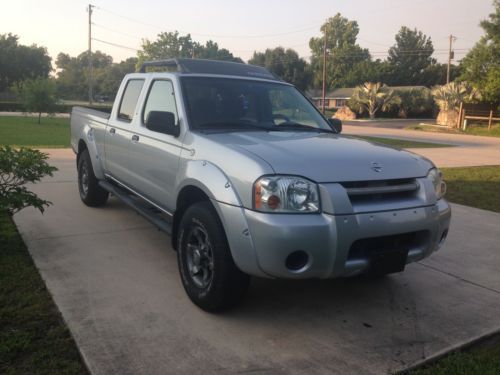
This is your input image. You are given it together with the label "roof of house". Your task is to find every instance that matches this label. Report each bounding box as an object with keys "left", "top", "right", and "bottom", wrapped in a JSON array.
[
  {"left": 306, "top": 88, "right": 355, "bottom": 99},
  {"left": 306, "top": 85, "right": 428, "bottom": 99}
]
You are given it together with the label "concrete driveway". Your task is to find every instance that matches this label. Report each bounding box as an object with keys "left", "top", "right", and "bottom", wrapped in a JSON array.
[{"left": 13, "top": 150, "right": 500, "bottom": 374}]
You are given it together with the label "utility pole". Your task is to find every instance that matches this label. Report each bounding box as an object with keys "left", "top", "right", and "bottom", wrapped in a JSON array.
[
  {"left": 321, "top": 27, "right": 327, "bottom": 115},
  {"left": 88, "top": 4, "right": 94, "bottom": 105},
  {"left": 446, "top": 34, "right": 456, "bottom": 84}
]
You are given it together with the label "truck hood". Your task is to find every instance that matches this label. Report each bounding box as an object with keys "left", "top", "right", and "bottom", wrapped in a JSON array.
[{"left": 204, "top": 131, "right": 434, "bottom": 182}]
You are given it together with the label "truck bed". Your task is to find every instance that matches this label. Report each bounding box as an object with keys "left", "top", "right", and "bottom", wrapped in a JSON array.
[{"left": 72, "top": 106, "right": 111, "bottom": 121}]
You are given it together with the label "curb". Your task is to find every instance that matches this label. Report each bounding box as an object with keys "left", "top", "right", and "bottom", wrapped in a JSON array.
[{"left": 397, "top": 327, "right": 500, "bottom": 373}]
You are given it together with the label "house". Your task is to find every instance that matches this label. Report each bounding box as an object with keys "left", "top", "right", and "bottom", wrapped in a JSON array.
[
  {"left": 306, "top": 86, "right": 428, "bottom": 110},
  {"left": 306, "top": 88, "right": 355, "bottom": 110}
]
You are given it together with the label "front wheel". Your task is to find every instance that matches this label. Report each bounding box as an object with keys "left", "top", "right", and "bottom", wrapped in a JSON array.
[
  {"left": 77, "top": 149, "right": 109, "bottom": 207},
  {"left": 177, "top": 201, "right": 250, "bottom": 312}
]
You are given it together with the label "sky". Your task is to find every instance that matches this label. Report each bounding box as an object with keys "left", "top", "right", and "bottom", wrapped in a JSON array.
[{"left": 1, "top": 0, "right": 495, "bottom": 66}]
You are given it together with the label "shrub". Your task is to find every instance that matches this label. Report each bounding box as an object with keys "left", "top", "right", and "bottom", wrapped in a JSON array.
[
  {"left": 395, "top": 87, "right": 435, "bottom": 118},
  {"left": 0, "top": 101, "right": 24, "bottom": 112},
  {"left": 0, "top": 146, "right": 57, "bottom": 215}
]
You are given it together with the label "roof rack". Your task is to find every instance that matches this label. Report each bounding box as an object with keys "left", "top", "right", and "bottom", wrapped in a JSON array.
[
  {"left": 138, "top": 58, "right": 282, "bottom": 82},
  {"left": 139, "top": 59, "right": 183, "bottom": 73}
]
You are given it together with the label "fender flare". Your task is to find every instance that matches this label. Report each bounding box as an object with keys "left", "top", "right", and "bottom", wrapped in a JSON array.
[
  {"left": 175, "top": 160, "right": 266, "bottom": 277},
  {"left": 77, "top": 125, "right": 105, "bottom": 180},
  {"left": 176, "top": 160, "right": 242, "bottom": 207}
]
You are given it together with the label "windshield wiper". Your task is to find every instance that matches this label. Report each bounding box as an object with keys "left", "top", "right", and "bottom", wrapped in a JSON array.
[
  {"left": 196, "top": 121, "right": 274, "bottom": 132},
  {"left": 271, "top": 122, "right": 333, "bottom": 133}
]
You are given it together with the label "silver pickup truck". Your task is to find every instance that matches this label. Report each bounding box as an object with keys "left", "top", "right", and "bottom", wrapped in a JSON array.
[{"left": 71, "top": 58, "right": 451, "bottom": 312}]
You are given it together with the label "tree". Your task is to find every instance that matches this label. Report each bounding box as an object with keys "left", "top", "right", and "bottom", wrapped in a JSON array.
[
  {"left": 0, "top": 146, "right": 57, "bottom": 215},
  {"left": 422, "top": 63, "right": 462, "bottom": 86},
  {"left": 55, "top": 51, "right": 135, "bottom": 101},
  {"left": 94, "top": 57, "right": 138, "bottom": 100},
  {"left": 460, "top": 0, "right": 500, "bottom": 102},
  {"left": 137, "top": 31, "right": 242, "bottom": 68},
  {"left": 0, "top": 33, "right": 52, "bottom": 91},
  {"left": 431, "top": 81, "right": 481, "bottom": 111},
  {"left": 349, "top": 82, "right": 401, "bottom": 119},
  {"left": 387, "top": 27, "right": 435, "bottom": 85},
  {"left": 195, "top": 40, "right": 242, "bottom": 62},
  {"left": 15, "top": 78, "right": 57, "bottom": 124},
  {"left": 309, "top": 14, "right": 371, "bottom": 89},
  {"left": 55, "top": 52, "right": 87, "bottom": 100},
  {"left": 248, "top": 47, "right": 311, "bottom": 89}
]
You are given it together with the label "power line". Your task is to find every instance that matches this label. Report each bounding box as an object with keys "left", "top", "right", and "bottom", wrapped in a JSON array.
[
  {"left": 92, "top": 23, "right": 143, "bottom": 41},
  {"left": 95, "top": 6, "right": 321, "bottom": 39},
  {"left": 92, "top": 38, "right": 139, "bottom": 51}
]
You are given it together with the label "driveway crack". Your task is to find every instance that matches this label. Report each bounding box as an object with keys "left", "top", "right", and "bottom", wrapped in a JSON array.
[{"left": 416, "top": 262, "right": 500, "bottom": 295}]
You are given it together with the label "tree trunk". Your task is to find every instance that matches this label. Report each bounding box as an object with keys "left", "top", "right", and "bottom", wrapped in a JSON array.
[
  {"left": 369, "top": 110, "right": 375, "bottom": 119},
  {"left": 38, "top": 112, "right": 41, "bottom": 124}
]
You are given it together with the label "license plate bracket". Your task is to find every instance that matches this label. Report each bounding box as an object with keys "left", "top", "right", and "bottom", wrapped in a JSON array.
[{"left": 370, "top": 249, "right": 409, "bottom": 275}]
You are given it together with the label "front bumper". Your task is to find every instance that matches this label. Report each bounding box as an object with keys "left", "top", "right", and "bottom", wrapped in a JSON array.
[{"left": 238, "top": 199, "right": 451, "bottom": 279}]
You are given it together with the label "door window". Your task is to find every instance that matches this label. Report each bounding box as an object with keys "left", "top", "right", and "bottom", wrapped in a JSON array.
[{"left": 143, "top": 80, "right": 178, "bottom": 126}]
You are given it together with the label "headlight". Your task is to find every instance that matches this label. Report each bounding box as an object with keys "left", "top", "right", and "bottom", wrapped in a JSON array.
[
  {"left": 427, "top": 168, "right": 446, "bottom": 199},
  {"left": 254, "top": 176, "right": 320, "bottom": 213}
]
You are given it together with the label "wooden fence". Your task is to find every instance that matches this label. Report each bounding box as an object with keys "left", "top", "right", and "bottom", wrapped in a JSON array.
[{"left": 457, "top": 102, "right": 500, "bottom": 130}]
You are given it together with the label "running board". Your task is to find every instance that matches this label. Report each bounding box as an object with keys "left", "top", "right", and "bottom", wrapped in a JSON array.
[{"left": 99, "top": 180, "right": 172, "bottom": 235}]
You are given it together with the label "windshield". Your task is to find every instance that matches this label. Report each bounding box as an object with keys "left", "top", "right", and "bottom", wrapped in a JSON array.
[{"left": 181, "top": 77, "right": 332, "bottom": 132}]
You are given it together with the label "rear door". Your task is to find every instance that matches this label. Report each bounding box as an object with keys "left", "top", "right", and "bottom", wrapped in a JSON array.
[
  {"left": 127, "top": 78, "right": 184, "bottom": 211},
  {"left": 104, "top": 78, "right": 145, "bottom": 184}
]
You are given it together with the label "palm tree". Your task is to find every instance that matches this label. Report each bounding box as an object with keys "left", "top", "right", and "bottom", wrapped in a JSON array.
[
  {"left": 349, "top": 82, "right": 401, "bottom": 119},
  {"left": 431, "top": 81, "right": 481, "bottom": 111}
]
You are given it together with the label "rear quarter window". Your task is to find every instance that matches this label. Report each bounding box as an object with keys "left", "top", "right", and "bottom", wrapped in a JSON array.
[{"left": 118, "top": 79, "right": 145, "bottom": 122}]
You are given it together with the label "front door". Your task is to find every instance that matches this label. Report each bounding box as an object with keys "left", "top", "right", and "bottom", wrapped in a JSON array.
[{"left": 127, "top": 79, "right": 183, "bottom": 212}]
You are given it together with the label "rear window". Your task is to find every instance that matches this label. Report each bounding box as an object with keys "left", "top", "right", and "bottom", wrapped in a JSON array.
[{"left": 118, "top": 79, "right": 144, "bottom": 122}]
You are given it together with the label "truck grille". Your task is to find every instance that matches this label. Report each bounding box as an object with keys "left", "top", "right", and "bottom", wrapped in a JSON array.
[
  {"left": 348, "top": 231, "right": 430, "bottom": 260},
  {"left": 340, "top": 178, "right": 419, "bottom": 203}
]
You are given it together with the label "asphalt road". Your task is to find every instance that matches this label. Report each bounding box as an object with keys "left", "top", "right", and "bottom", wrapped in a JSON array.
[
  {"left": 13, "top": 150, "right": 500, "bottom": 374},
  {"left": 343, "top": 125, "right": 500, "bottom": 168}
]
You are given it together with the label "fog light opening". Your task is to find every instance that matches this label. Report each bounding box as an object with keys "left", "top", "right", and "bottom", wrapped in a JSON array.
[{"left": 285, "top": 251, "right": 309, "bottom": 271}]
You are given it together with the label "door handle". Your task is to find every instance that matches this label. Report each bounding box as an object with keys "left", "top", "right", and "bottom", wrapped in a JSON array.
[
  {"left": 109, "top": 128, "right": 116, "bottom": 134},
  {"left": 131, "top": 134, "right": 140, "bottom": 142}
]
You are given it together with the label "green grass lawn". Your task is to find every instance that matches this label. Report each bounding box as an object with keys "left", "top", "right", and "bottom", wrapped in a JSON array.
[
  {"left": 442, "top": 165, "right": 500, "bottom": 213},
  {"left": 409, "top": 335, "right": 500, "bottom": 375},
  {"left": 408, "top": 124, "right": 500, "bottom": 138},
  {"left": 0, "top": 211, "right": 88, "bottom": 374},
  {"left": 352, "top": 135, "right": 453, "bottom": 148},
  {"left": 0, "top": 116, "right": 70, "bottom": 148}
]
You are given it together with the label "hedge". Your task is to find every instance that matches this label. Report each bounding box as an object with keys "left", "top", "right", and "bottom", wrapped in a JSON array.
[{"left": 0, "top": 102, "right": 112, "bottom": 114}]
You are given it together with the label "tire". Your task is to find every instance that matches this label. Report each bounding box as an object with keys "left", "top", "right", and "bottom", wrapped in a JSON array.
[
  {"left": 177, "top": 201, "right": 250, "bottom": 312},
  {"left": 77, "top": 149, "right": 109, "bottom": 207}
]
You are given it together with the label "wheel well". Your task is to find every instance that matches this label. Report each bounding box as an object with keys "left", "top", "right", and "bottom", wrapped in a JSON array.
[
  {"left": 76, "top": 140, "right": 87, "bottom": 165},
  {"left": 172, "top": 186, "right": 210, "bottom": 250}
]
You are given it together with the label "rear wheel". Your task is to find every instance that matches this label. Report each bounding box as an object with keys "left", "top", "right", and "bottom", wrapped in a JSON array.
[
  {"left": 77, "top": 149, "right": 108, "bottom": 207},
  {"left": 177, "top": 201, "right": 250, "bottom": 312}
]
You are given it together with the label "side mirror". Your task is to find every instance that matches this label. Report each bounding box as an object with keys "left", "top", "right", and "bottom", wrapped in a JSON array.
[
  {"left": 328, "top": 118, "right": 342, "bottom": 133},
  {"left": 145, "top": 111, "right": 180, "bottom": 137}
]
